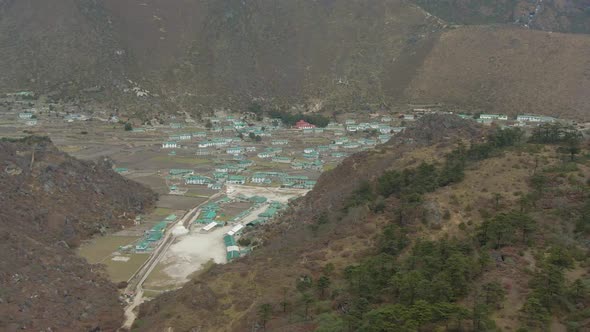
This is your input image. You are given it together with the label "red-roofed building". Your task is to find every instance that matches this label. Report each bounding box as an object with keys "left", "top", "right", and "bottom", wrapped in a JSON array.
[{"left": 295, "top": 120, "right": 316, "bottom": 129}]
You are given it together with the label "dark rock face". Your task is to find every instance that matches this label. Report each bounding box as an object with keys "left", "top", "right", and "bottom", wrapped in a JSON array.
[{"left": 0, "top": 136, "right": 157, "bottom": 331}]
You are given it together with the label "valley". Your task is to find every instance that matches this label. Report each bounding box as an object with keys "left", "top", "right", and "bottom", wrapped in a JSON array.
[
  {"left": 0, "top": 1, "right": 589, "bottom": 331},
  {"left": 1, "top": 91, "right": 588, "bottom": 330}
]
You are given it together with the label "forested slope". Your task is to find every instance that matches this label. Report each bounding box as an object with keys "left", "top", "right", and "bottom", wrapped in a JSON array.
[{"left": 137, "top": 115, "right": 590, "bottom": 331}]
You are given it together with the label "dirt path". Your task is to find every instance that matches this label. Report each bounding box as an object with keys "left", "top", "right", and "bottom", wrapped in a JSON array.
[{"left": 120, "top": 193, "right": 222, "bottom": 330}]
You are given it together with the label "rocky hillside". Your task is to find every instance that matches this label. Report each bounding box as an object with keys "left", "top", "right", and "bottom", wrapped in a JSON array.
[
  {"left": 0, "top": 136, "right": 157, "bottom": 331},
  {"left": 1, "top": 1, "right": 589, "bottom": 119},
  {"left": 137, "top": 116, "right": 590, "bottom": 331}
]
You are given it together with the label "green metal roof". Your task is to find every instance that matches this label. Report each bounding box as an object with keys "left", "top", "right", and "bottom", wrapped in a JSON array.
[
  {"left": 147, "top": 232, "right": 163, "bottom": 242},
  {"left": 151, "top": 221, "right": 167, "bottom": 232},
  {"left": 249, "top": 196, "right": 268, "bottom": 203},
  {"left": 223, "top": 234, "right": 236, "bottom": 247}
]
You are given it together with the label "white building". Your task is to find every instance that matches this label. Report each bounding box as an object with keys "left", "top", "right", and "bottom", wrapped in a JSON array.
[
  {"left": 19, "top": 112, "right": 33, "bottom": 119},
  {"left": 480, "top": 114, "right": 508, "bottom": 121},
  {"left": 517, "top": 114, "right": 555, "bottom": 123},
  {"left": 162, "top": 141, "right": 178, "bottom": 149}
]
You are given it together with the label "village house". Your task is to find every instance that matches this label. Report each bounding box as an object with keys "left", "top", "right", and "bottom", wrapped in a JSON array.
[
  {"left": 226, "top": 164, "right": 245, "bottom": 173},
  {"left": 517, "top": 114, "right": 555, "bottom": 123},
  {"left": 209, "top": 183, "right": 223, "bottom": 190},
  {"left": 162, "top": 141, "right": 178, "bottom": 149},
  {"left": 334, "top": 137, "right": 349, "bottom": 145},
  {"left": 185, "top": 176, "right": 213, "bottom": 185},
  {"left": 331, "top": 152, "right": 348, "bottom": 158},
  {"left": 169, "top": 169, "right": 194, "bottom": 177},
  {"left": 257, "top": 148, "right": 282, "bottom": 158},
  {"left": 291, "top": 161, "right": 305, "bottom": 170},
  {"left": 326, "top": 122, "right": 344, "bottom": 130},
  {"left": 196, "top": 148, "right": 211, "bottom": 156},
  {"left": 347, "top": 124, "right": 359, "bottom": 132},
  {"left": 18, "top": 112, "right": 33, "bottom": 119},
  {"left": 226, "top": 147, "right": 244, "bottom": 155},
  {"left": 271, "top": 139, "right": 289, "bottom": 146},
  {"left": 343, "top": 142, "right": 360, "bottom": 149},
  {"left": 477, "top": 118, "right": 493, "bottom": 125},
  {"left": 362, "top": 138, "right": 377, "bottom": 146},
  {"left": 379, "top": 126, "right": 392, "bottom": 134},
  {"left": 379, "top": 135, "right": 391, "bottom": 143},
  {"left": 303, "top": 151, "right": 319, "bottom": 159},
  {"left": 272, "top": 156, "right": 292, "bottom": 163},
  {"left": 245, "top": 146, "right": 257, "bottom": 152},
  {"left": 302, "top": 128, "right": 314, "bottom": 135},
  {"left": 295, "top": 120, "right": 316, "bottom": 129},
  {"left": 316, "top": 145, "right": 330, "bottom": 153},
  {"left": 169, "top": 133, "right": 192, "bottom": 141},
  {"left": 213, "top": 171, "right": 229, "bottom": 180},
  {"left": 480, "top": 114, "right": 508, "bottom": 121},
  {"left": 237, "top": 159, "right": 254, "bottom": 167},
  {"left": 227, "top": 175, "right": 247, "bottom": 185},
  {"left": 251, "top": 173, "right": 272, "bottom": 184},
  {"left": 215, "top": 165, "right": 229, "bottom": 173}
]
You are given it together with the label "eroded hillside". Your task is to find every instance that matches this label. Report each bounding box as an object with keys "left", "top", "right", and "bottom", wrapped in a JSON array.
[{"left": 0, "top": 136, "right": 157, "bottom": 331}]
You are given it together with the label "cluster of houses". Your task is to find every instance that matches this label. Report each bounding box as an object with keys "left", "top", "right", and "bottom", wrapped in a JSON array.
[
  {"left": 221, "top": 199, "right": 286, "bottom": 261},
  {"left": 459, "top": 113, "right": 556, "bottom": 126},
  {"left": 134, "top": 214, "right": 177, "bottom": 252},
  {"left": 17, "top": 111, "right": 38, "bottom": 126},
  {"left": 156, "top": 114, "right": 408, "bottom": 195},
  {"left": 180, "top": 166, "right": 317, "bottom": 189}
]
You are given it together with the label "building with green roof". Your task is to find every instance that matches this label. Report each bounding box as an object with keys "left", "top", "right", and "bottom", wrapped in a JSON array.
[
  {"left": 169, "top": 169, "right": 194, "bottom": 176},
  {"left": 147, "top": 232, "right": 163, "bottom": 242},
  {"left": 227, "top": 175, "right": 246, "bottom": 184}
]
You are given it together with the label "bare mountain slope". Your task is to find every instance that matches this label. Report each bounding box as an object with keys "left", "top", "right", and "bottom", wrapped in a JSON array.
[
  {"left": 1, "top": 1, "right": 589, "bottom": 120},
  {"left": 101, "top": 0, "right": 443, "bottom": 108},
  {"left": 0, "top": 0, "right": 128, "bottom": 92},
  {"left": 405, "top": 26, "right": 590, "bottom": 119},
  {"left": 0, "top": 137, "right": 156, "bottom": 331}
]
